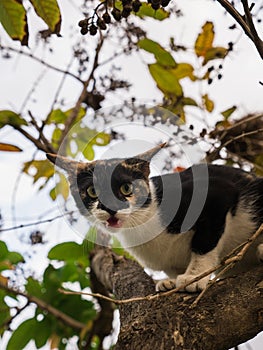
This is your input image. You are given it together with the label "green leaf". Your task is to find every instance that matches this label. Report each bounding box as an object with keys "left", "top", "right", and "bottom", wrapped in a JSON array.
[
  {"left": 202, "top": 94, "right": 214, "bottom": 112},
  {"left": 0, "top": 143, "right": 22, "bottom": 152},
  {"left": 0, "top": 241, "right": 8, "bottom": 261},
  {"left": 138, "top": 38, "right": 176, "bottom": 67},
  {"left": 195, "top": 21, "right": 214, "bottom": 58},
  {"left": 82, "top": 144, "right": 95, "bottom": 161},
  {"left": 34, "top": 317, "right": 51, "bottom": 348},
  {"left": 0, "top": 110, "right": 28, "bottom": 128},
  {"left": 136, "top": 2, "right": 169, "bottom": 20},
  {"left": 47, "top": 109, "right": 67, "bottom": 125},
  {"left": 6, "top": 251, "right": 24, "bottom": 264},
  {"left": 0, "top": 0, "right": 28, "bottom": 45},
  {"left": 6, "top": 318, "right": 37, "bottom": 350},
  {"left": 221, "top": 106, "right": 237, "bottom": 120},
  {"left": 26, "top": 277, "right": 44, "bottom": 298},
  {"left": 148, "top": 63, "right": 183, "bottom": 97},
  {"left": 29, "top": 0, "right": 61, "bottom": 33},
  {"left": 48, "top": 242, "right": 85, "bottom": 262}
]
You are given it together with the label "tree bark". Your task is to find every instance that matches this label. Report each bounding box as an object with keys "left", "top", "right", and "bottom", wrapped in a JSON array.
[{"left": 90, "top": 245, "right": 263, "bottom": 350}]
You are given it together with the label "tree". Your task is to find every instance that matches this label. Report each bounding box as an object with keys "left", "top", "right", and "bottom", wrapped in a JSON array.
[{"left": 0, "top": 0, "right": 262, "bottom": 349}]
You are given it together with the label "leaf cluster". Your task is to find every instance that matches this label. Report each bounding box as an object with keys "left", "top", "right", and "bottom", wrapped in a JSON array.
[
  {"left": 0, "top": 0, "right": 61, "bottom": 45},
  {"left": 0, "top": 237, "right": 105, "bottom": 350}
]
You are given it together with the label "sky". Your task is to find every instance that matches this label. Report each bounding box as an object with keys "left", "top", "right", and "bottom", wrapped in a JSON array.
[{"left": 0, "top": 0, "right": 263, "bottom": 348}]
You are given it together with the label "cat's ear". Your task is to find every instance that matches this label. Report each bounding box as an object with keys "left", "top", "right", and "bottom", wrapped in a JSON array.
[
  {"left": 126, "top": 143, "right": 167, "bottom": 177},
  {"left": 135, "top": 142, "right": 167, "bottom": 162},
  {"left": 46, "top": 153, "right": 79, "bottom": 174}
]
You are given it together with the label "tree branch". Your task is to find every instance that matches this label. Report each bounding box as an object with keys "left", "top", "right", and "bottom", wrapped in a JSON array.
[
  {"left": 216, "top": 0, "right": 263, "bottom": 59},
  {"left": 0, "top": 44, "right": 83, "bottom": 83},
  {"left": 58, "top": 35, "right": 105, "bottom": 153},
  {"left": 0, "top": 282, "right": 85, "bottom": 330},
  {"left": 90, "top": 245, "right": 263, "bottom": 350},
  {"left": 241, "top": 0, "right": 263, "bottom": 58}
]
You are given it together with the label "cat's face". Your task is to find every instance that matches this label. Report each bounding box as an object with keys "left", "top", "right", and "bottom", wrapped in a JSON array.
[
  {"left": 47, "top": 143, "right": 166, "bottom": 232},
  {"left": 75, "top": 158, "right": 152, "bottom": 230}
]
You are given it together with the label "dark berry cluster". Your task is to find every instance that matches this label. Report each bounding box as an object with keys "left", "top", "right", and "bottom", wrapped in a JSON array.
[{"left": 78, "top": 0, "right": 171, "bottom": 36}]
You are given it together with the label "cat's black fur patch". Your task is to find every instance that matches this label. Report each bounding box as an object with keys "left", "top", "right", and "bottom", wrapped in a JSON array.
[{"left": 151, "top": 164, "right": 259, "bottom": 254}]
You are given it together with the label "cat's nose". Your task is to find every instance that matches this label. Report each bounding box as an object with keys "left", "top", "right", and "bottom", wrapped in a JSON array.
[{"left": 97, "top": 202, "right": 117, "bottom": 216}]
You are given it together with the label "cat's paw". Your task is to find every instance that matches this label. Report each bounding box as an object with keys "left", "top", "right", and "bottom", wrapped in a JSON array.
[
  {"left": 175, "top": 274, "right": 210, "bottom": 292},
  {"left": 257, "top": 243, "right": 263, "bottom": 262},
  {"left": 155, "top": 278, "right": 177, "bottom": 292}
]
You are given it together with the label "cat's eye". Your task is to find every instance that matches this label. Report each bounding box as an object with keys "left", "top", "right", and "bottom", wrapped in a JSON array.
[
  {"left": 87, "top": 185, "right": 98, "bottom": 199},
  {"left": 120, "top": 183, "right": 133, "bottom": 196}
]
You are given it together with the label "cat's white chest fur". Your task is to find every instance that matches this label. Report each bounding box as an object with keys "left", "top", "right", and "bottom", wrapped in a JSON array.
[{"left": 114, "top": 204, "right": 194, "bottom": 277}]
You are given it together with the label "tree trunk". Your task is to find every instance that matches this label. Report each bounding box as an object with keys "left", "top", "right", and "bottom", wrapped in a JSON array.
[{"left": 90, "top": 246, "right": 263, "bottom": 350}]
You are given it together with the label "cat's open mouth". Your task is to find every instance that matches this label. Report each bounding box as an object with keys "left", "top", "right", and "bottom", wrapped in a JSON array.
[{"left": 106, "top": 216, "right": 123, "bottom": 228}]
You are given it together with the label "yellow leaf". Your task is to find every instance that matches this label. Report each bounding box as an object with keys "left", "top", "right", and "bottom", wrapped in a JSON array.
[
  {"left": 203, "top": 47, "right": 228, "bottom": 65},
  {"left": 202, "top": 94, "right": 214, "bottom": 112},
  {"left": 0, "top": 143, "right": 22, "bottom": 152},
  {"left": 0, "top": 275, "right": 9, "bottom": 286},
  {"left": 50, "top": 334, "right": 60, "bottom": 349},
  {"left": 171, "top": 63, "right": 196, "bottom": 81},
  {"left": 195, "top": 21, "right": 214, "bottom": 57}
]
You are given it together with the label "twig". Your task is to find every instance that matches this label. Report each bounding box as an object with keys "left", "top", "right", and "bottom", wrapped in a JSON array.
[
  {"left": 0, "top": 282, "right": 85, "bottom": 330},
  {"left": 241, "top": 0, "right": 263, "bottom": 58},
  {"left": 19, "top": 70, "right": 47, "bottom": 114},
  {"left": 0, "top": 44, "right": 83, "bottom": 83},
  {"left": 216, "top": 0, "right": 253, "bottom": 40},
  {"left": 0, "top": 211, "right": 75, "bottom": 232},
  {"left": 220, "top": 128, "right": 263, "bottom": 149},
  {"left": 217, "top": 113, "right": 263, "bottom": 142},
  {"left": 58, "top": 35, "right": 105, "bottom": 152},
  {"left": 192, "top": 223, "right": 263, "bottom": 307},
  {"left": 208, "top": 127, "right": 263, "bottom": 163},
  {"left": 216, "top": 0, "right": 263, "bottom": 59},
  {"left": 12, "top": 125, "right": 49, "bottom": 153},
  {"left": 59, "top": 224, "right": 263, "bottom": 306},
  {"left": 28, "top": 111, "right": 56, "bottom": 153}
]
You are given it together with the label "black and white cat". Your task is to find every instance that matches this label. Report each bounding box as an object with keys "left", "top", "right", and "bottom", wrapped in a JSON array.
[{"left": 47, "top": 143, "right": 263, "bottom": 292}]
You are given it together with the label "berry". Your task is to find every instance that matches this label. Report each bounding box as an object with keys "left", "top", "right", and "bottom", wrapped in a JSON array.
[
  {"left": 97, "top": 18, "right": 107, "bottom": 30},
  {"left": 121, "top": 5, "right": 132, "bottom": 18},
  {"left": 111, "top": 8, "right": 122, "bottom": 21},
  {"left": 102, "top": 12, "right": 111, "bottom": 24},
  {"left": 89, "top": 24, "right": 98, "bottom": 36},
  {"left": 78, "top": 19, "right": 88, "bottom": 27},
  {"left": 80, "top": 27, "right": 88, "bottom": 35},
  {"left": 151, "top": 0, "right": 160, "bottom": 10},
  {"left": 132, "top": 0, "right": 142, "bottom": 12},
  {"left": 161, "top": 0, "right": 170, "bottom": 6}
]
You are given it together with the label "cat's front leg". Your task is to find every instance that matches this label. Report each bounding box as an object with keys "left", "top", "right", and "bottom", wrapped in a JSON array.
[{"left": 157, "top": 249, "right": 219, "bottom": 293}]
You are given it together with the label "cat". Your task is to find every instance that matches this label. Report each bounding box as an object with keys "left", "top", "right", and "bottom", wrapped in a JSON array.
[{"left": 47, "top": 143, "right": 263, "bottom": 292}]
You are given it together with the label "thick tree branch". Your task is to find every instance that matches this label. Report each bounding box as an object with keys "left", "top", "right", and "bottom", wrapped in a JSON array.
[{"left": 90, "top": 245, "right": 263, "bottom": 350}]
